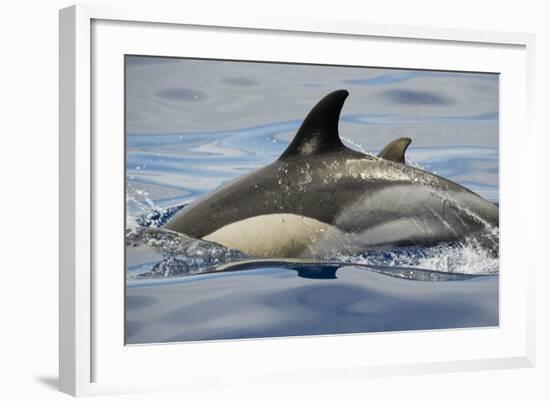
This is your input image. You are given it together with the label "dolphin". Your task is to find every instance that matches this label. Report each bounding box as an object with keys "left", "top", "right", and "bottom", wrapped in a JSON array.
[{"left": 164, "top": 90, "right": 499, "bottom": 258}]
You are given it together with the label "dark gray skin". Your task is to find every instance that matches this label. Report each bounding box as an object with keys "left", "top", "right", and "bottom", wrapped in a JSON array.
[{"left": 165, "top": 90, "right": 499, "bottom": 257}]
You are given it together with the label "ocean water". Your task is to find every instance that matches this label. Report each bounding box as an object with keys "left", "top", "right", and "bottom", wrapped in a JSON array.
[{"left": 125, "top": 58, "right": 499, "bottom": 344}]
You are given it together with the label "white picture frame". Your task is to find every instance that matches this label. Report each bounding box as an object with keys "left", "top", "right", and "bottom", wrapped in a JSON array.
[{"left": 59, "top": 4, "right": 536, "bottom": 397}]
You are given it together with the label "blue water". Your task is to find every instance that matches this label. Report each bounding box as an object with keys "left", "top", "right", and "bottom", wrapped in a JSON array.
[{"left": 125, "top": 58, "right": 499, "bottom": 344}]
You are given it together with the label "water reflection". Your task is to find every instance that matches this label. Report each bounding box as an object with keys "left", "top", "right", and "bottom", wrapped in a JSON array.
[{"left": 125, "top": 266, "right": 498, "bottom": 344}]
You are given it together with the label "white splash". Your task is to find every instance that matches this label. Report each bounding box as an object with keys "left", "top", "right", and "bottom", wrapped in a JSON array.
[{"left": 329, "top": 237, "right": 498, "bottom": 275}]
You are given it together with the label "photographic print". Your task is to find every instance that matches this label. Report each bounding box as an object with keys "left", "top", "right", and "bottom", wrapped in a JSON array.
[{"left": 125, "top": 56, "right": 499, "bottom": 344}]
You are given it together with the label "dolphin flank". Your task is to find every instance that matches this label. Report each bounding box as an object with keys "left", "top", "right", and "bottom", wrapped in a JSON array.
[{"left": 164, "top": 90, "right": 499, "bottom": 258}]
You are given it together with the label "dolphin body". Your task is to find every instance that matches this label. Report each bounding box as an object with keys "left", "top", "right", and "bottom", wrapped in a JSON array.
[{"left": 165, "top": 90, "right": 499, "bottom": 258}]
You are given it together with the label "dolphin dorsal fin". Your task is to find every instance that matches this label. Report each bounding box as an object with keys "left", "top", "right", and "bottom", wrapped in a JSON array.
[
  {"left": 377, "top": 137, "right": 412, "bottom": 164},
  {"left": 279, "top": 90, "right": 349, "bottom": 160}
]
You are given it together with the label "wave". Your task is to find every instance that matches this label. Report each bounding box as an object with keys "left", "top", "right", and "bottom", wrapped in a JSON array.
[{"left": 327, "top": 240, "right": 498, "bottom": 275}]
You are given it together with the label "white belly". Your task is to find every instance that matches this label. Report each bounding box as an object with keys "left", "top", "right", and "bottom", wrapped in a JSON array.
[{"left": 202, "top": 213, "right": 344, "bottom": 258}]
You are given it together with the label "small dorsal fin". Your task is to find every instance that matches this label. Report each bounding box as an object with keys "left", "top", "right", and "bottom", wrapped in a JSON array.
[
  {"left": 377, "top": 137, "right": 412, "bottom": 164},
  {"left": 279, "top": 90, "right": 349, "bottom": 160}
]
